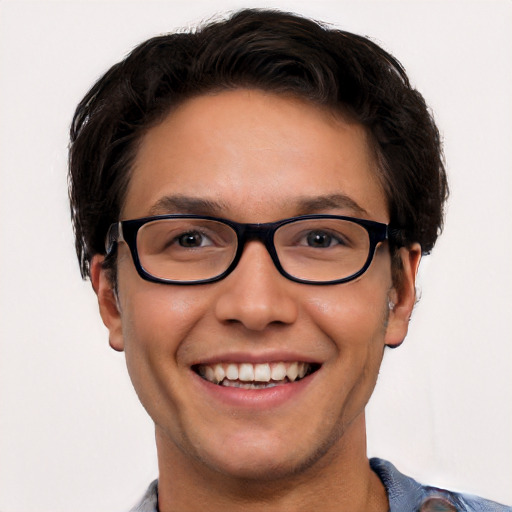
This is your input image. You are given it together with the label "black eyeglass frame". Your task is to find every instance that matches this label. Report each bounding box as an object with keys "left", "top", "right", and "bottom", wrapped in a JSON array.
[{"left": 105, "top": 214, "right": 398, "bottom": 285}]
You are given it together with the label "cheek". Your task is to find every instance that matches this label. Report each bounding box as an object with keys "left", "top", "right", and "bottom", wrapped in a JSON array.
[
  {"left": 117, "top": 281, "right": 210, "bottom": 412},
  {"left": 307, "top": 284, "right": 387, "bottom": 328},
  {"left": 303, "top": 276, "right": 390, "bottom": 355},
  {"left": 302, "top": 283, "right": 389, "bottom": 424},
  {"left": 118, "top": 273, "right": 207, "bottom": 358}
]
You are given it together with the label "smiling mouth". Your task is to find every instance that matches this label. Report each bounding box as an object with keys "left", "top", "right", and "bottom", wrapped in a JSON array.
[{"left": 193, "top": 362, "right": 320, "bottom": 389}]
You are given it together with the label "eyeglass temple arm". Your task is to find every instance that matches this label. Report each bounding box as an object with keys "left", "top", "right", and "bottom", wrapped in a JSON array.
[
  {"left": 105, "top": 222, "right": 125, "bottom": 254},
  {"left": 387, "top": 227, "right": 407, "bottom": 247}
]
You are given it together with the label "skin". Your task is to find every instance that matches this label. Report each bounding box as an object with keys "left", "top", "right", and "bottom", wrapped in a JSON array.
[{"left": 91, "top": 89, "right": 421, "bottom": 512}]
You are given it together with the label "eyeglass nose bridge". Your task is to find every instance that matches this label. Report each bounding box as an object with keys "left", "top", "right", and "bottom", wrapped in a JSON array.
[{"left": 232, "top": 223, "right": 283, "bottom": 274}]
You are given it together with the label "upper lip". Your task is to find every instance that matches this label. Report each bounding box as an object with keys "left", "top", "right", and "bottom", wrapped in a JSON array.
[{"left": 190, "top": 351, "right": 323, "bottom": 366}]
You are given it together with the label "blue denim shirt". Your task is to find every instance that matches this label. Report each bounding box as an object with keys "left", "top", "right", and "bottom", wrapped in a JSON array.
[
  {"left": 370, "top": 459, "right": 511, "bottom": 512},
  {"left": 130, "top": 458, "right": 511, "bottom": 512}
]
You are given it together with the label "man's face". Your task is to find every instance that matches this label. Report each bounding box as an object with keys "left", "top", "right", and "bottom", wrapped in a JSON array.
[{"left": 93, "top": 89, "right": 419, "bottom": 480}]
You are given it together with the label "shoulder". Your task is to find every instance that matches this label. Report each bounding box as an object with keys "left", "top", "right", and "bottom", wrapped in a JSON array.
[
  {"left": 370, "top": 458, "right": 511, "bottom": 512},
  {"left": 129, "top": 479, "right": 159, "bottom": 512}
]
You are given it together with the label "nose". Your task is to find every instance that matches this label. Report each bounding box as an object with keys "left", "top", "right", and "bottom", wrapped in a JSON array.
[{"left": 214, "top": 241, "right": 299, "bottom": 331}]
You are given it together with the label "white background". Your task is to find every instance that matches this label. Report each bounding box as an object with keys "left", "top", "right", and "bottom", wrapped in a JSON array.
[{"left": 1, "top": 1, "right": 511, "bottom": 511}]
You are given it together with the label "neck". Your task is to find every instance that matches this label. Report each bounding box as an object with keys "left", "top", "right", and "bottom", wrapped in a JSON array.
[{"left": 155, "top": 414, "right": 388, "bottom": 512}]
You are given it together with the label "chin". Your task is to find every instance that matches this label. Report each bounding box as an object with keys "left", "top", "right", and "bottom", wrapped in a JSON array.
[
  {"left": 192, "top": 426, "right": 341, "bottom": 483},
  {"left": 210, "top": 454, "right": 311, "bottom": 482}
]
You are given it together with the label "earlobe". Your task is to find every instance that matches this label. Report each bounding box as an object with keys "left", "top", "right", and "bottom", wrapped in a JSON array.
[
  {"left": 384, "top": 244, "right": 422, "bottom": 348},
  {"left": 90, "top": 255, "right": 125, "bottom": 352}
]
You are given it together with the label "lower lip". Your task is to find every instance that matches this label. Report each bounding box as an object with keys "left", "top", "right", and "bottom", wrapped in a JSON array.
[{"left": 191, "top": 370, "right": 318, "bottom": 410}]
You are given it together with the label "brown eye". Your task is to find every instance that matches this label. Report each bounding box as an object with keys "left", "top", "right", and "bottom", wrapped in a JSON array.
[
  {"left": 177, "top": 232, "right": 206, "bottom": 248},
  {"left": 306, "top": 231, "right": 335, "bottom": 248}
]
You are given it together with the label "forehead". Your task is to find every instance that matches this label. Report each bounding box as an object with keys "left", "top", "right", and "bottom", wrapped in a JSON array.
[{"left": 123, "top": 89, "right": 388, "bottom": 222}]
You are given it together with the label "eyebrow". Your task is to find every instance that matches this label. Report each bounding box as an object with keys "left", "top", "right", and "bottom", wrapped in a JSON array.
[
  {"left": 148, "top": 195, "right": 229, "bottom": 216},
  {"left": 293, "top": 194, "right": 369, "bottom": 216},
  {"left": 147, "top": 193, "right": 368, "bottom": 218}
]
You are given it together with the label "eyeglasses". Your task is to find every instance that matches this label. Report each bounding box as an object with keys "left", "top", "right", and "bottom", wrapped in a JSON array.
[{"left": 105, "top": 214, "right": 396, "bottom": 285}]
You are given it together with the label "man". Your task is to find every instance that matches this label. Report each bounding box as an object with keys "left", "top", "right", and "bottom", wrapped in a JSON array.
[{"left": 68, "top": 9, "right": 510, "bottom": 512}]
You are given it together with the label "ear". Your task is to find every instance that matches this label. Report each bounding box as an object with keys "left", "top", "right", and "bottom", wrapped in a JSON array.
[
  {"left": 90, "top": 255, "right": 124, "bottom": 352},
  {"left": 384, "top": 243, "right": 422, "bottom": 348}
]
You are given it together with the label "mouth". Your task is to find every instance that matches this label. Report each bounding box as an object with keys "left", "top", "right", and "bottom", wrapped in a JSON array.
[{"left": 193, "top": 361, "right": 320, "bottom": 389}]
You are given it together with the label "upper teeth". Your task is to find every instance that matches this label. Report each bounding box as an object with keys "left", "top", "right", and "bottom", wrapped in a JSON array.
[{"left": 197, "top": 362, "right": 310, "bottom": 385}]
